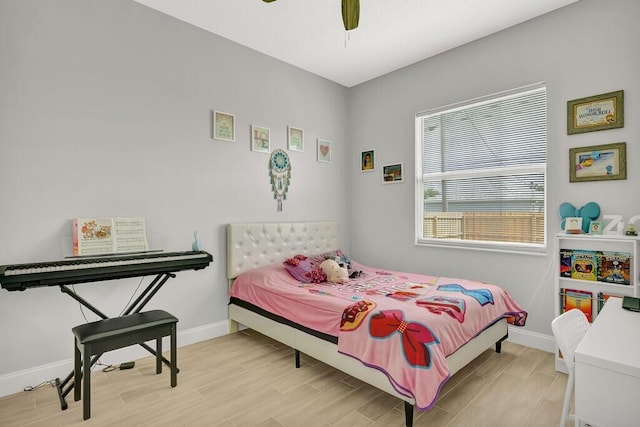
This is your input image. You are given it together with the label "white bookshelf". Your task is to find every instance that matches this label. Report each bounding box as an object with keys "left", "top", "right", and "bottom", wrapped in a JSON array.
[{"left": 554, "top": 232, "right": 640, "bottom": 372}]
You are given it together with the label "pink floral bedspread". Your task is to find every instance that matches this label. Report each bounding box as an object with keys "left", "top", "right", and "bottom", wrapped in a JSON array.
[{"left": 230, "top": 261, "right": 527, "bottom": 409}]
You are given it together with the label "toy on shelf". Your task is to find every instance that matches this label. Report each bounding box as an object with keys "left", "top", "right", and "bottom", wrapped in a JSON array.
[
  {"left": 558, "top": 201, "right": 600, "bottom": 233},
  {"left": 625, "top": 224, "right": 638, "bottom": 236}
]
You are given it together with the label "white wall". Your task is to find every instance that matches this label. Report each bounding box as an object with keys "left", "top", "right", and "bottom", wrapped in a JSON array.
[
  {"left": 347, "top": 0, "right": 640, "bottom": 338},
  {"left": 0, "top": 0, "right": 349, "bottom": 395}
]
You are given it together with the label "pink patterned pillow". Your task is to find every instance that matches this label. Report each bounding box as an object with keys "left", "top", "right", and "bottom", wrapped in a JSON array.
[
  {"left": 283, "top": 254, "right": 307, "bottom": 267},
  {"left": 283, "top": 258, "right": 323, "bottom": 283},
  {"left": 307, "top": 249, "right": 350, "bottom": 267}
]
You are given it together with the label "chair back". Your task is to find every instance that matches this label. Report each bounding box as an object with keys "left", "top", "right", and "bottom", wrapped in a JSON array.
[{"left": 551, "top": 309, "right": 590, "bottom": 369}]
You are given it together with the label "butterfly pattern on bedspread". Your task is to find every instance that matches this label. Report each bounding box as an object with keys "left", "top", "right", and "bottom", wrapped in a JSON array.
[{"left": 369, "top": 309, "right": 439, "bottom": 368}]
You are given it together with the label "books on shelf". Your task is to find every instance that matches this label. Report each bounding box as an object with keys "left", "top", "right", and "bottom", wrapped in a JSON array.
[
  {"left": 73, "top": 217, "right": 149, "bottom": 256},
  {"left": 597, "top": 291, "right": 623, "bottom": 313},
  {"left": 562, "top": 288, "right": 593, "bottom": 322},
  {"left": 571, "top": 250, "right": 598, "bottom": 281},
  {"left": 559, "top": 249, "right": 572, "bottom": 278},
  {"left": 598, "top": 251, "right": 631, "bottom": 285},
  {"left": 560, "top": 248, "right": 631, "bottom": 285}
]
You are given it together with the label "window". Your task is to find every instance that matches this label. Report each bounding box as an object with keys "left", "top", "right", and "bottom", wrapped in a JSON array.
[{"left": 415, "top": 84, "right": 547, "bottom": 252}]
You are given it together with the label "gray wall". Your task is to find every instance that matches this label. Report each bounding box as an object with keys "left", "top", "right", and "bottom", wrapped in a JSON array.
[
  {"left": 0, "top": 0, "right": 348, "bottom": 389},
  {"left": 1, "top": 0, "right": 638, "bottom": 397},
  {"left": 348, "top": 0, "right": 640, "bottom": 338}
]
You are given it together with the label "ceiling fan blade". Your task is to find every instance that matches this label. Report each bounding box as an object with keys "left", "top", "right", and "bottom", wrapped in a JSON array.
[
  {"left": 263, "top": 0, "right": 360, "bottom": 31},
  {"left": 342, "top": 0, "right": 360, "bottom": 30}
]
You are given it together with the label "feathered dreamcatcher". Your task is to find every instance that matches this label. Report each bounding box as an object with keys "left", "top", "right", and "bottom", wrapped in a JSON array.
[{"left": 269, "top": 149, "right": 291, "bottom": 211}]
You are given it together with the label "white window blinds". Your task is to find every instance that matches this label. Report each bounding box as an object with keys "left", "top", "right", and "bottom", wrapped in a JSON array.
[{"left": 415, "top": 84, "right": 547, "bottom": 250}]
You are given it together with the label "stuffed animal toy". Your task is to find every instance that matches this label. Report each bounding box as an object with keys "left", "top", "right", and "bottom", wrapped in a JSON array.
[
  {"left": 320, "top": 259, "right": 349, "bottom": 284},
  {"left": 328, "top": 255, "right": 363, "bottom": 279}
]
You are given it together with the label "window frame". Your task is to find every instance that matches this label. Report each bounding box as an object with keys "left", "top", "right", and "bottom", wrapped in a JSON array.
[{"left": 414, "top": 83, "right": 547, "bottom": 255}]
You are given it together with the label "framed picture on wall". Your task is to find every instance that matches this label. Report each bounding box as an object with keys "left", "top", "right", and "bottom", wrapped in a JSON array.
[
  {"left": 288, "top": 126, "right": 304, "bottom": 152},
  {"left": 569, "top": 142, "right": 627, "bottom": 182},
  {"left": 317, "top": 139, "right": 331, "bottom": 163},
  {"left": 212, "top": 110, "right": 235, "bottom": 142},
  {"left": 251, "top": 125, "right": 270, "bottom": 153},
  {"left": 382, "top": 163, "right": 403, "bottom": 184},
  {"left": 567, "top": 90, "right": 624, "bottom": 135},
  {"left": 361, "top": 150, "right": 374, "bottom": 172}
]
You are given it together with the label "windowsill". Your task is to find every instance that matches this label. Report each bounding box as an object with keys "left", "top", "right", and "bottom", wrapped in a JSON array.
[{"left": 415, "top": 238, "right": 547, "bottom": 256}]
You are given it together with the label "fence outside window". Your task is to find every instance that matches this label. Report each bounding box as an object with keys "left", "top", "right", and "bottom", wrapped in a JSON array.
[{"left": 423, "top": 211, "right": 544, "bottom": 244}]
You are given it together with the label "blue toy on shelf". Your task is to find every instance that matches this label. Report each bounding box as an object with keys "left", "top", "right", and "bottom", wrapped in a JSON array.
[{"left": 558, "top": 202, "right": 600, "bottom": 233}]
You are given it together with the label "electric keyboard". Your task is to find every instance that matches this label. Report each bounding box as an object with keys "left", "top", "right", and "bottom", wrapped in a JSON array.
[{"left": 0, "top": 250, "right": 213, "bottom": 291}]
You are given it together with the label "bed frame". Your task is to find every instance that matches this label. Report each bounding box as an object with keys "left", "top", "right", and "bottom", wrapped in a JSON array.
[{"left": 227, "top": 221, "right": 507, "bottom": 427}]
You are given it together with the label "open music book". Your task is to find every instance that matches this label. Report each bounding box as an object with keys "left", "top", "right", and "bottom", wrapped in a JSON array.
[{"left": 73, "top": 217, "right": 149, "bottom": 256}]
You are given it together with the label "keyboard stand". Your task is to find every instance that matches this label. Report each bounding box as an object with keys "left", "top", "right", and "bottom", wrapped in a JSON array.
[{"left": 55, "top": 272, "right": 176, "bottom": 410}]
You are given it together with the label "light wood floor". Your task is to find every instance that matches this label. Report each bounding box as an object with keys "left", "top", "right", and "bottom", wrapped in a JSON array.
[{"left": 0, "top": 329, "right": 572, "bottom": 426}]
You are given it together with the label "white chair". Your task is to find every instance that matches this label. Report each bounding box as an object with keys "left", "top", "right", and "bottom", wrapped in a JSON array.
[{"left": 551, "top": 309, "right": 590, "bottom": 427}]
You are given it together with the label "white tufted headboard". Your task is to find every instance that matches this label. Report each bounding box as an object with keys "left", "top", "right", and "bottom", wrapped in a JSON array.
[{"left": 226, "top": 221, "right": 339, "bottom": 280}]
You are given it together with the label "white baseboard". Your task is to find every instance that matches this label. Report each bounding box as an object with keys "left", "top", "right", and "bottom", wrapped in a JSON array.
[
  {"left": 0, "top": 319, "right": 229, "bottom": 399},
  {"left": 507, "top": 325, "right": 555, "bottom": 353},
  {"left": 0, "top": 320, "right": 555, "bottom": 399}
]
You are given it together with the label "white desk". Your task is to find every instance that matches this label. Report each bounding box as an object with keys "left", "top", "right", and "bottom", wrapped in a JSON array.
[{"left": 575, "top": 297, "right": 640, "bottom": 427}]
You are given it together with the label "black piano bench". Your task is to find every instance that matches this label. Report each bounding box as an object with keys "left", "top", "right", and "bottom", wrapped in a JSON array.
[{"left": 72, "top": 310, "right": 178, "bottom": 420}]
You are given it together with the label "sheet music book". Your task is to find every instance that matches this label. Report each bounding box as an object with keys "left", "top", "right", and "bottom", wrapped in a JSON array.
[{"left": 72, "top": 217, "right": 149, "bottom": 256}]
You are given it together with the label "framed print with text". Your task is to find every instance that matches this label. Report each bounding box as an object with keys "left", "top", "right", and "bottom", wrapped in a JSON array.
[
  {"left": 251, "top": 125, "right": 270, "bottom": 153},
  {"left": 212, "top": 110, "right": 235, "bottom": 142},
  {"left": 567, "top": 90, "right": 624, "bottom": 134},
  {"left": 288, "top": 126, "right": 304, "bottom": 152}
]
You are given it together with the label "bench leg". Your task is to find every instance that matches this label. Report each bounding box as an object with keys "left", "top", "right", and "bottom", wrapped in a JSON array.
[
  {"left": 171, "top": 323, "right": 177, "bottom": 387},
  {"left": 156, "top": 336, "right": 162, "bottom": 374},
  {"left": 73, "top": 341, "right": 81, "bottom": 402},
  {"left": 83, "top": 346, "right": 91, "bottom": 420}
]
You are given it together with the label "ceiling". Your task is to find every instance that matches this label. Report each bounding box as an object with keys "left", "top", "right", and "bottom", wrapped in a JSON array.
[{"left": 133, "top": 0, "right": 579, "bottom": 88}]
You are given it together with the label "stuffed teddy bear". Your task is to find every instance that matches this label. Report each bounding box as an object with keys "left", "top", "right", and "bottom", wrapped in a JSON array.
[
  {"left": 328, "top": 255, "right": 363, "bottom": 279},
  {"left": 320, "top": 259, "right": 349, "bottom": 284}
]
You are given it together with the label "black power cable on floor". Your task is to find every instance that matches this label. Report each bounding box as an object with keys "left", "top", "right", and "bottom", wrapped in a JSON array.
[{"left": 23, "top": 380, "right": 57, "bottom": 392}]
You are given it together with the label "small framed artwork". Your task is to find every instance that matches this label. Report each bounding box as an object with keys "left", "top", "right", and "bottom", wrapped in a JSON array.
[
  {"left": 569, "top": 142, "right": 626, "bottom": 182},
  {"left": 251, "top": 125, "right": 270, "bottom": 153},
  {"left": 361, "top": 150, "right": 374, "bottom": 172},
  {"left": 317, "top": 139, "right": 331, "bottom": 163},
  {"left": 565, "top": 217, "right": 583, "bottom": 234},
  {"left": 382, "top": 163, "right": 403, "bottom": 184},
  {"left": 212, "top": 110, "right": 235, "bottom": 142},
  {"left": 288, "top": 126, "right": 304, "bottom": 152},
  {"left": 589, "top": 220, "right": 604, "bottom": 235},
  {"left": 567, "top": 90, "right": 624, "bottom": 134}
]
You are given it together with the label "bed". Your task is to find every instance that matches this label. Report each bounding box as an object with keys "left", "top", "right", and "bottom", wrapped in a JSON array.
[{"left": 226, "top": 221, "right": 526, "bottom": 426}]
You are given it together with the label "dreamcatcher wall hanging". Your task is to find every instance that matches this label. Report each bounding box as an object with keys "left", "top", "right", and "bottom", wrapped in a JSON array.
[{"left": 269, "top": 149, "right": 291, "bottom": 211}]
